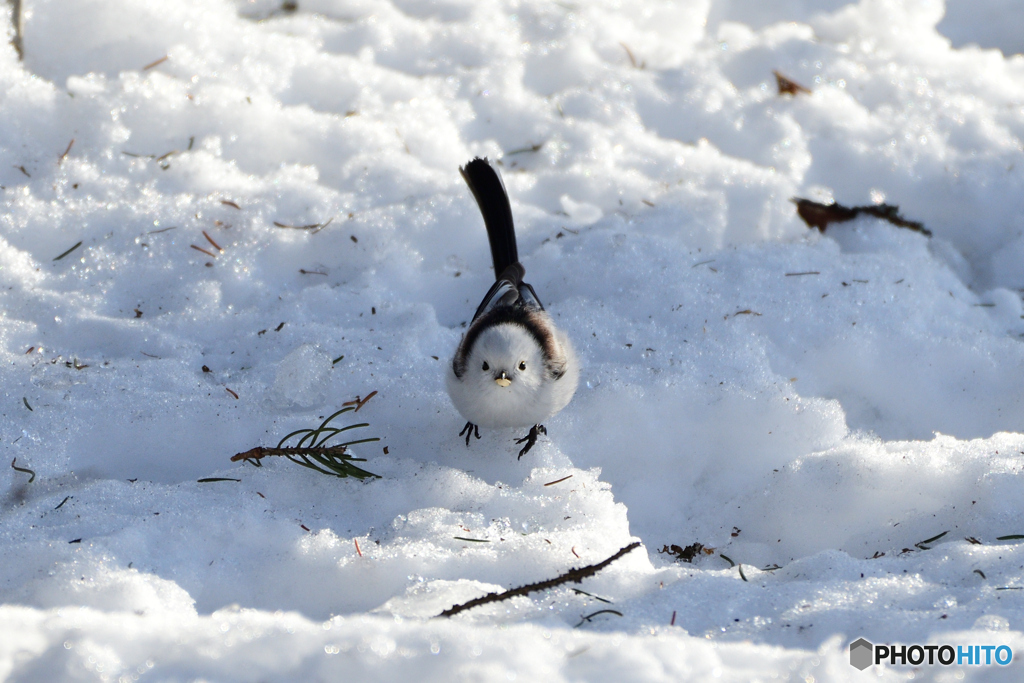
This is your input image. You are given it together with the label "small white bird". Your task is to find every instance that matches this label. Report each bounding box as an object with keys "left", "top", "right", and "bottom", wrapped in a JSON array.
[{"left": 447, "top": 158, "right": 579, "bottom": 458}]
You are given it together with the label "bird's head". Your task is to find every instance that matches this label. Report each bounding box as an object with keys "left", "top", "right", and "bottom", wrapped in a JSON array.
[{"left": 464, "top": 323, "right": 545, "bottom": 393}]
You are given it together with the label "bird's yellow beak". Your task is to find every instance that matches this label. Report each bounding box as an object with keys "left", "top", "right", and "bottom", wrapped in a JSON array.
[{"left": 494, "top": 371, "right": 511, "bottom": 388}]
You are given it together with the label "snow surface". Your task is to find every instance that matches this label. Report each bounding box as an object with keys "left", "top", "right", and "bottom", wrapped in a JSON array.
[{"left": 2, "top": 0, "right": 1024, "bottom": 680}]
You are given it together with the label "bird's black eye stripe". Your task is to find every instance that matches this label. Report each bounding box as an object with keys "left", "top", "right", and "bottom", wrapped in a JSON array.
[
  {"left": 482, "top": 362, "right": 490, "bottom": 371},
  {"left": 518, "top": 361, "right": 526, "bottom": 371}
]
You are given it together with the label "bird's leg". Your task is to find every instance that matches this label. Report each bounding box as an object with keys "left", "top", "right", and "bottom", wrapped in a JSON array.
[
  {"left": 460, "top": 421, "right": 481, "bottom": 446},
  {"left": 515, "top": 424, "right": 547, "bottom": 460}
]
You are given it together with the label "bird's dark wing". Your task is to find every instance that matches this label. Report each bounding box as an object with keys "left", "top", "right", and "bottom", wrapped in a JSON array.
[{"left": 471, "top": 263, "right": 533, "bottom": 322}]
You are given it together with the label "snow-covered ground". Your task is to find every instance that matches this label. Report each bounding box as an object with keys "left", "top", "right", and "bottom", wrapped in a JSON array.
[{"left": 2, "top": 0, "right": 1024, "bottom": 680}]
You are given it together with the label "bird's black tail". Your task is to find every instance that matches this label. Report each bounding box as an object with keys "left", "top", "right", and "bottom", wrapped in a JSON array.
[{"left": 460, "top": 157, "right": 519, "bottom": 279}]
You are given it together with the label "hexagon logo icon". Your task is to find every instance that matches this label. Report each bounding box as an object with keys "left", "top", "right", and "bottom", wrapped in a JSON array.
[{"left": 849, "top": 637, "right": 873, "bottom": 671}]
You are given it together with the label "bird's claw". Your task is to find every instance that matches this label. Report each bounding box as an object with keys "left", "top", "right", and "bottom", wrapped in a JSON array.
[
  {"left": 515, "top": 424, "right": 547, "bottom": 460},
  {"left": 460, "top": 422, "right": 481, "bottom": 446}
]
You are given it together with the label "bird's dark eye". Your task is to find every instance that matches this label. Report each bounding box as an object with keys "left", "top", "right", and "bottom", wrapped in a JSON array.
[
  {"left": 518, "top": 361, "right": 527, "bottom": 371},
  {"left": 482, "top": 362, "right": 489, "bottom": 371}
]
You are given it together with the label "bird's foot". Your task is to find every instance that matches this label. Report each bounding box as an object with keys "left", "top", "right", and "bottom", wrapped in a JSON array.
[
  {"left": 515, "top": 424, "right": 547, "bottom": 460},
  {"left": 460, "top": 422, "right": 481, "bottom": 446}
]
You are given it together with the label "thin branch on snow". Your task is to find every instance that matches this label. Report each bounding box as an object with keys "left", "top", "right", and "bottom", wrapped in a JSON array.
[{"left": 437, "top": 542, "right": 641, "bottom": 618}]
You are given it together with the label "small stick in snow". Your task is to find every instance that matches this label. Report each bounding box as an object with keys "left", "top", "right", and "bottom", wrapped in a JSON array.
[
  {"left": 203, "top": 231, "right": 223, "bottom": 252},
  {"left": 342, "top": 390, "right": 377, "bottom": 412},
  {"left": 142, "top": 55, "right": 169, "bottom": 71},
  {"left": 437, "top": 541, "right": 641, "bottom": 618},
  {"left": 9, "top": 0, "right": 23, "bottom": 60},
  {"left": 725, "top": 309, "right": 761, "bottom": 320},
  {"left": 505, "top": 143, "right": 544, "bottom": 156},
  {"left": 58, "top": 139, "right": 75, "bottom": 166}
]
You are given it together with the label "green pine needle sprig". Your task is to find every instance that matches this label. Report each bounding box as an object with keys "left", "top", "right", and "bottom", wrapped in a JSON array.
[{"left": 231, "top": 405, "right": 381, "bottom": 479}]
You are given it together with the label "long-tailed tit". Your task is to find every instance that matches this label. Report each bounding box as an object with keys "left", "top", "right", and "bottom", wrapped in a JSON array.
[{"left": 446, "top": 158, "right": 579, "bottom": 458}]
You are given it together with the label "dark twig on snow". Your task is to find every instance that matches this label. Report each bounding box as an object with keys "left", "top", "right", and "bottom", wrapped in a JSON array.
[
  {"left": 58, "top": 139, "right": 75, "bottom": 166},
  {"left": 9, "top": 0, "right": 23, "bottom": 60},
  {"left": 142, "top": 55, "right": 169, "bottom": 71},
  {"left": 342, "top": 390, "right": 377, "bottom": 412},
  {"left": 437, "top": 541, "right": 641, "bottom": 618}
]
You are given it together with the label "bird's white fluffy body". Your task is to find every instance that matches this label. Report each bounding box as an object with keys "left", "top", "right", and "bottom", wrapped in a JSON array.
[{"left": 447, "top": 317, "right": 579, "bottom": 428}]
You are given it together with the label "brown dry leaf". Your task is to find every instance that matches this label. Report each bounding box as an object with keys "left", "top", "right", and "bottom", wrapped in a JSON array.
[
  {"left": 791, "top": 198, "right": 931, "bottom": 236},
  {"left": 774, "top": 70, "right": 811, "bottom": 96}
]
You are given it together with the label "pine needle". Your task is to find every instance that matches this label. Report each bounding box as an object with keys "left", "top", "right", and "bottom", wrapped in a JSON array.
[{"left": 11, "top": 458, "right": 35, "bottom": 483}]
